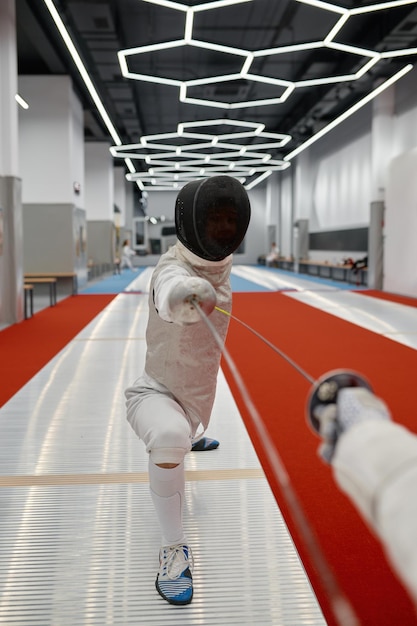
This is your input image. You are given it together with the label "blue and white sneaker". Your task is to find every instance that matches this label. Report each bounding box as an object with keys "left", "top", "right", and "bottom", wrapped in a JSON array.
[
  {"left": 155, "top": 544, "right": 194, "bottom": 605},
  {"left": 191, "top": 436, "right": 219, "bottom": 451}
]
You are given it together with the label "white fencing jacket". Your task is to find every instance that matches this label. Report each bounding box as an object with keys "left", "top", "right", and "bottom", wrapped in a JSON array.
[
  {"left": 333, "top": 419, "right": 417, "bottom": 604},
  {"left": 143, "top": 241, "right": 232, "bottom": 431}
]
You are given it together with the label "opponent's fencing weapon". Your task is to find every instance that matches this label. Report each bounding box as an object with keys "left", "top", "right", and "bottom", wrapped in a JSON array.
[
  {"left": 215, "top": 305, "right": 372, "bottom": 436},
  {"left": 193, "top": 301, "right": 371, "bottom": 626}
]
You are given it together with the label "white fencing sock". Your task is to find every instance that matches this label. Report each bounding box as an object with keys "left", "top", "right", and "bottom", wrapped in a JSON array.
[{"left": 149, "top": 459, "right": 186, "bottom": 546}]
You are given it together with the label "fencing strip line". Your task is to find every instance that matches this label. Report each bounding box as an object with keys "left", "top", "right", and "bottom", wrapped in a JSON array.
[{"left": 194, "top": 302, "right": 360, "bottom": 626}]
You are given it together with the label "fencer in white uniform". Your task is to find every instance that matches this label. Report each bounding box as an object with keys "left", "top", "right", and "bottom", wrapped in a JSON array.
[
  {"left": 314, "top": 386, "right": 417, "bottom": 605},
  {"left": 125, "top": 175, "right": 251, "bottom": 606},
  {"left": 121, "top": 239, "right": 136, "bottom": 270}
]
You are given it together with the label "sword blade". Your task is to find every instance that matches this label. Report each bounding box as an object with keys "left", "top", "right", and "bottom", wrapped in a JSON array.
[{"left": 215, "top": 305, "right": 315, "bottom": 384}]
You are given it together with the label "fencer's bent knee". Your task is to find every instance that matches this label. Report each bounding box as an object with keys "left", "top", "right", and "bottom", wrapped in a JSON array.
[
  {"left": 144, "top": 419, "right": 191, "bottom": 464},
  {"left": 150, "top": 446, "right": 187, "bottom": 465},
  {"left": 125, "top": 381, "right": 192, "bottom": 464}
]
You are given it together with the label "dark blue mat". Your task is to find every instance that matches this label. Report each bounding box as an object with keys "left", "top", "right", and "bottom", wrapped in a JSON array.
[{"left": 80, "top": 269, "right": 145, "bottom": 294}]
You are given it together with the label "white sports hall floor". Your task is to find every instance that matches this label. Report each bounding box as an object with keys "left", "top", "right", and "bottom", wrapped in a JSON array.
[{"left": 1, "top": 265, "right": 416, "bottom": 626}]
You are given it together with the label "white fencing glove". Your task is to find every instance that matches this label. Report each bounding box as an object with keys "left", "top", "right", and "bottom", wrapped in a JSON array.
[
  {"left": 168, "top": 276, "right": 217, "bottom": 325},
  {"left": 313, "top": 387, "right": 391, "bottom": 462}
]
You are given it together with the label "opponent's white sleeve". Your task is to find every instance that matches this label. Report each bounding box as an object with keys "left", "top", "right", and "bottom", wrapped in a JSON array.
[{"left": 333, "top": 420, "right": 417, "bottom": 602}]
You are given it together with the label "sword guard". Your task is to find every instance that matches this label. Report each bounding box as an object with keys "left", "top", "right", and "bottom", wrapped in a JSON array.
[{"left": 306, "top": 369, "right": 373, "bottom": 435}]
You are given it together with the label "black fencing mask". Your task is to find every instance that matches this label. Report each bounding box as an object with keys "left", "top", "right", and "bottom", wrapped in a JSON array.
[{"left": 175, "top": 175, "right": 251, "bottom": 262}]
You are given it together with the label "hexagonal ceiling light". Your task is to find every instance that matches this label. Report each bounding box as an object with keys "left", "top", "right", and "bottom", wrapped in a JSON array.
[
  {"left": 42, "top": 0, "right": 417, "bottom": 191},
  {"left": 114, "top": 0, "right": 416, "bottom": 189},
  {"left": 110, "top": 118, "right": 292, "bottom": 190}
]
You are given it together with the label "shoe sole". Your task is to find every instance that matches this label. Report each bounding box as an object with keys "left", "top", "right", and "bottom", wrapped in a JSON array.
[
  {"left": 191, "top": 439, "right": 219, "bottom": 451},
  {"left": 155, "top": 573, "right": 193, "bottom": 606}
]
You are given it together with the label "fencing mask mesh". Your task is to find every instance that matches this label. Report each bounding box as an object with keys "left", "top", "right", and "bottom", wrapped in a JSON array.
[{"left": 175, "top": 175, "right": 251, "bottom": 261}]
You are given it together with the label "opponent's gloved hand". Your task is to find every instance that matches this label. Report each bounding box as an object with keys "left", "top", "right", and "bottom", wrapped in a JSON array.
[
  {"left": 313, "top": 387, "right": 391, "bottom": 463},
  {"left": 168, "top": 276, "right": 216, "bottom": 325}
]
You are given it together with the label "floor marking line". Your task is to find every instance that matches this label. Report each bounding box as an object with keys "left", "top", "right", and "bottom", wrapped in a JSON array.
[{"left": 0, "top": 468, "right": 264, "bottom": 487}]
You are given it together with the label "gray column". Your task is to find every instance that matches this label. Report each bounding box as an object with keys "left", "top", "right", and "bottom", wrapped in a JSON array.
[
  {"left": 368, "top": 201, "right": 384, "bottom": 289},
  {"left": 367, "top": 85, "right": 394, "bottom": 290},
  {"left": 0, "top": 0, "right": 23, "bottom": 324},
  {"left": 266, "top": 172, "right": 280, "bottom": 253},
  {"left": 85, "top": 142, "right": 115, "bottom": 267}
]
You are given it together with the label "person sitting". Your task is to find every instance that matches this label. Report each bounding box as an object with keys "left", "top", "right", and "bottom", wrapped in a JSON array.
[
  {"left": 351, "top": 255, "right": 368, "bottom": 274},
  {"left": 266, "top": 242, "right": 279, "bottom": 267}
]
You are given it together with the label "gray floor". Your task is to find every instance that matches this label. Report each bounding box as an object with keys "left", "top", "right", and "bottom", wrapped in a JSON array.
[{"left": 1, "top": 266, "right": 416, "bottom": 625}]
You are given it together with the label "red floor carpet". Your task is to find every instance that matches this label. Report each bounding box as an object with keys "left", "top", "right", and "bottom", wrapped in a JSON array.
[
  {"left": 0, "top": 295, "right": 115, "bottom": 408},
  {"left": 223, "top": 292, "right": 417, "bottom": 626},
  {"left": 359, "top": 288, "right": 417, "bottom": 308}
]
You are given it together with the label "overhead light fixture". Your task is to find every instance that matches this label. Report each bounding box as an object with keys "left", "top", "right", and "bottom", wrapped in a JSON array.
[
  {"left": 41, "top": 0, "right": 147, "bottom": 189},
  {"left": 15, "top": 94, "right": 29, "bottom": 109},
  {"left": 111, "top": 119, "right": 291, "bottom": 190},
  {"left": 381, "top": 47, "right": 417, "bottom": 58},
  {"left": 297, "top": 0, "right": 417, "bottom": 12},
  {"left": 284, "top": 64, "right": 413, "bottom": 161},
  {"left": 142, "top": 0, "right": 253, "bottom": 11},
  {"left": 180, "top": 78, "right": 294, "bottom": 110},
  {"left": 245, "top": 170, "right": 274, "bottom": 189},
  {"left": 42, "top": 0, "right": 122, "bottom": 146},
  {"left": 119, "top": 0, "right": 417, "bottom": 112},
  {"left": 116, "top": 0, "right": 417, "bottom": 189},
  {"left": 295, "top": 0, "right": 346, "bottom": 14},
  {"left": 178, "top": 118, "right": 264, "bottom": 137},
  {"left": 44, "top": 0, "right": 417, "bottom": 192},
  {"left": 350, "top": 0, "right": 417, "bottom": 14}
]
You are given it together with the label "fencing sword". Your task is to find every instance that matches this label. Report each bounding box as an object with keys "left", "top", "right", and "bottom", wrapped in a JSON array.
[
  {"left": 192, "top": 299, "right": 371, "bottom": 626},
  {"left": 214, "top": 305, "right": 372, "bottom": 435}
]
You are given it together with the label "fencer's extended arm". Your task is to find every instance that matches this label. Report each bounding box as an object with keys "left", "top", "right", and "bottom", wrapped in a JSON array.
[
  {"left": 153, "top": 264, "right": 216, "bottom": 325},
  {"left": 316, "top": 388, "right": 417, "bottom": 603}
]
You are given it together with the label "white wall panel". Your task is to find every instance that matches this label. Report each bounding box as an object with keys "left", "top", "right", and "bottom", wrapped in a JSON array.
[
  {"left": 246, "top": 187, "right": 268, "bottom": 263},
  {"left": 114, "top": 166, "right": 127, "bottom": 226},
  {"left": 295, "top": 150, "right": 314, "bottom": 221},
  {"left": 0, "top": 0, "right": 18, "bottom": 178},
  {"left": 384, "top": 148, "right": 417, "bottom": 297},
  {"left": 313, "top": 134, "right": 372, "bottom": 229},
  {"left": 85, "top": 142, "right": 113, "bottom": 221},
  {"left": 70, "top": 88, "right": 85, "bottom": 209},
  {"left": 393, "top": 106, "right": 417, "bottom": 158},
  {"left": 18, "top": 76, "right": 83, "bottom": 205}
]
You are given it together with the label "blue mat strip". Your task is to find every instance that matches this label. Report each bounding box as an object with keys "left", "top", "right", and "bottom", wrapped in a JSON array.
[
  {"left": 230, "top": 274, "right": 270, "bottom": 292},
  {"left": 79, "top": 265, "right": 365, "bottom": 295},
  {"left": 80, "top": 269, "right": 145, "bottom": 294}
]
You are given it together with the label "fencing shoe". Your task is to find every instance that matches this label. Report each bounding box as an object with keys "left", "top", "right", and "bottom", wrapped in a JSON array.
[
  {"left": 155, "top": 544, "right": 194, "bottom": 605},
  {"left": 191, "top": 436, "right": 219, "bottom": 451}
]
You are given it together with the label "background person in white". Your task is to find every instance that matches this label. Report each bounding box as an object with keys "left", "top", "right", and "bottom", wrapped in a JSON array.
[
  {"left": 266, "top": 242, "right": 279, "bottom": 266},
  {"left": 121, "top": 239, "right": 136, "bottom": 270}
]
